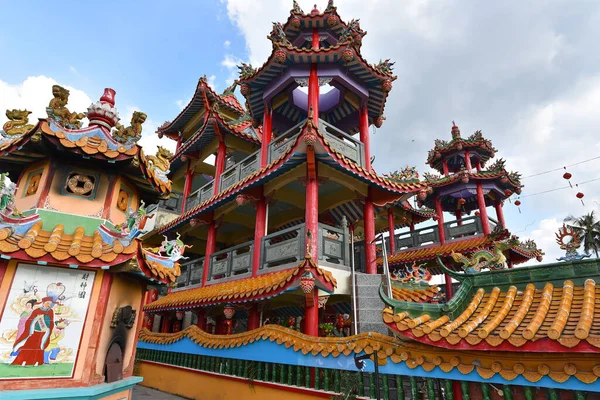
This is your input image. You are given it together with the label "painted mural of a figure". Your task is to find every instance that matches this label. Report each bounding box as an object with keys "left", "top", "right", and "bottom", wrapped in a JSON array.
[
  {"left": 10, "top": 297, "right": 55, "bottom": 366},
  {"left": 44, "top": 319, "right": 69, "bottom": 364},
  {"left": 14, "top": 299, "right": 37, "bottom": 340}
]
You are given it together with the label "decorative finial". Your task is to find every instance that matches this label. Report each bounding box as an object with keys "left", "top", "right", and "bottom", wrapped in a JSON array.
[
  {"left": 87, "top": 88, "right": 120, "bottom": 130},
  {"left": 311, "top": 4, "right": 319, "bottom": 15},
  {"left": 451, "top": 121, "right": 461, "bottom": 139}
]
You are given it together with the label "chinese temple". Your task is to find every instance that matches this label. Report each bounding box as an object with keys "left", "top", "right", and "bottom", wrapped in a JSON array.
[
  {"left": 2, "top": 2, "right": 599, "bottom": 400},
  {"left": 131, "top": 2, "right": 600, "bottom": 400},
  {"left": 0, "top": 86, "right": 185, "bottom": 399}
]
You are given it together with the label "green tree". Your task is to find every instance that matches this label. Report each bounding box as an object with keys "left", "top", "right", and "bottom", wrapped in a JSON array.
[{"left": 564, "top": 211, "right": 600, "bottom": 258}]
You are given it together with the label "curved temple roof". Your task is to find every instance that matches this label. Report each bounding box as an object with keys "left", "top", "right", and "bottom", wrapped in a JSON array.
[{"left": 381, "top": 258, "right": 600, "bottom": 352}]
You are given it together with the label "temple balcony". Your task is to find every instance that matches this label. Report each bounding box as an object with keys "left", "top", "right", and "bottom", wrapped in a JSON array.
[
  {"left": 173, "top": 221, "right": 349, "bottom": 289},
  {"left": 184, "top": 118, "right": 365, "bottom": 213},
  {"left": 355, "top": 215, "right": 498, "bottom": 273}
]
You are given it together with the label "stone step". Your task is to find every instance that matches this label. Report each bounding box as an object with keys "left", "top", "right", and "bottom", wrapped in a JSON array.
[
  {"left": 355, "top": 273, "right": 385, "bottom": 285},
  {"left": 356, "top": 297, "right": 385, "bottom": 309},
  {"left": 356, "top": 310, "right": 385, "bottom": 323},
  {"left": 356, "top": 286, "right": 382, "bottom": 297},
  {"left": 357, "top": 323, "right": 390, "bottom": 336}
]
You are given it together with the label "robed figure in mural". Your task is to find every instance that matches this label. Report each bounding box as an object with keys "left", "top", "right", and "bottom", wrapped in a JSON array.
[{"left": 11, "top": 297, "right": 55, "bottom": 366}]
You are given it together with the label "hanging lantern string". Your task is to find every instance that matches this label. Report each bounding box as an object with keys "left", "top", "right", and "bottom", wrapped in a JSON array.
[
  {"left": 521, "top": 155, "right": 600, "bottom": 180},
  {"left": 519, "top": 176, "right": 600, "bottom": 198}
]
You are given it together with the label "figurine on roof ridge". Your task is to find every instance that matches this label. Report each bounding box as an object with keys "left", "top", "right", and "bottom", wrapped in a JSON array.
[
  {"left": 112, "top": 111, "right": 147, "bottom": 144},
  {"left": 384, "top": 165, "right": 419, "bottom": 182},
  {"left": 556, "top": 224, "right": 591, "bottom": 261},
  {"left": 269, "top": 22, "right": 292, "bottom": 47},
  {"left": 238, "top": 62, "right": 257, "bottom": 80},
  {"left": 0, "top": 173, "right": 22, "bottom": 217},
  {"left": 47, "top": 85, "right": 85, "bottom": 129},
  {"left": 451, "top": 235, "right": 519, "bottom": 273},
  {"left": 2, "top": 109, "right": 34, "bottom": 137}
]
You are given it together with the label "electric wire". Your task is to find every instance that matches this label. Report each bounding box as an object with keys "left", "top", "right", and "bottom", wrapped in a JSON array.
[{"left": 521, "top": 155, "right": 600, "bottom": 179}]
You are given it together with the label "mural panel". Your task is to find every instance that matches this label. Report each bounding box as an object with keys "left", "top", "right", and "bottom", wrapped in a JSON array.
[{"left": 0, "top": 263, "right": 95, "bottom": 379}]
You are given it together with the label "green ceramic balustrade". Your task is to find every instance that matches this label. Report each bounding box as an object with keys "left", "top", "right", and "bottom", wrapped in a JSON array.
[{"left": 135, "top": 349, "right": 590, "bottom": 399}]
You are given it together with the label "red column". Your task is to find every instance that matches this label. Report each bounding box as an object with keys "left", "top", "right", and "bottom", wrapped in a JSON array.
[
  {"left": 181, "top": 161, "right": 194, "bottom": 212},
  {"left": 410, "top": 221, "right": 415, "bottom": 232},
  {"left": 464, "top": 150, "right": 472, "bottom": 171},
  {"left": 304, "top": 290, "right": 319, "bottom": 336},
  {"left": 495, "top": 200, "right": 506, "bottom": 229},
  {"left": 305, "top": 171, "right": 319, "bottom": 259},
  {"left": 248, "top": 305, "right": 260, "bottom": 331},
  {"left": 142, "top": 289, "right": 158, "bottom": 330},
  {"left": 176, "top": 132, "right": 183, "bottom": 152},
  {"left": 456, "top": 210, "right": 462, "bottom": 226},
  {"left": 387, "top": 208, "right": 396, "bottom": 255},
  {"left": 160, "top": 313, "right": 172, "bottom": 333},
  {"left": 442, "top": 159, "right": 449, "bottom": 176},
  {"left": 359, "top": 106, "right": 371, "bottom": 172},
  {"left": 453, "top": 381, "right": 464, "bottom": 400},
  {"left": 252, "top": 189, "right": 267, "bottom": 276},
  {"left": 364, "top": 188, "right": 376, "bottom": 274},
  {"left": 213, "top": 141, "right": 227, "bottom": 195},
  {"left": 202, "top": 221, "right": 217, "bottom": 286},
  {"left": 309, "top": 29, "right": 320, "bottom": 121},
  {"left": 260, "top": 107, "right": 272, "bottom": 167},
  {"left": 196, "top": 310, "right": 206, "bottom": 330},
  {"left": 476, "top": 182, "right": 491, "bottom": 235}
]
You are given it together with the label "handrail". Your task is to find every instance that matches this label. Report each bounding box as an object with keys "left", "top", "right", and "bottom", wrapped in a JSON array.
[
  {"left": 209, "top": 240, "right": 253, "bottom": 281},
  {"left": 318, "top": 119, "right": 362, "bottom": 146}
]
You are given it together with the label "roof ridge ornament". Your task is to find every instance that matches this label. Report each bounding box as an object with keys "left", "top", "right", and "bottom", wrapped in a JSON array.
[
  {"left": 47, "top": 85, "right": 85, "bottom": 129},
  {"left": 2, "top": 109, "right": 34, "bottom": 137}
]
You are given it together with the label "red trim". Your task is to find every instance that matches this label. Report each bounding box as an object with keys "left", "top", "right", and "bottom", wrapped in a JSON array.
[
  {"left": 252, "top": 188, "right": 266, "bottom": 277},
  {"left": 213, "top": 140, "right": 227, "bottom": 196},
  {"left": 36, "top": 160, "right": 56, "bottom": 208},
  {"left": 464, "top": 149, "right": 472, "bottom": 171},
  {"left": 3, "top": 249, "right": 136, "bottom": 268},
  {"left": 305, "top": 161, "right": 319, "bottom": 260},
  {"left": 101, "top": 175, "right": 118, "bottom": 219},
  {"left": 83, "top": 271, "right": 113, "bottom": 383},
  {"left": 182, "top": 160, "right": 194, "bottom": 212},
  {"left": 304, "top": 290, "right": 319, "bottom": 336},
  {"left": 385, "top": 322, "right": 600, "bottom": 353},
  {"left": 140, "top": 361, "right": 334, "bottom": 398},
  {"left": 260, "top": 107, "right": 272, "bottom": 167},
  {"left": 495, "top": 200, "right": 506, "bottom": 229}
]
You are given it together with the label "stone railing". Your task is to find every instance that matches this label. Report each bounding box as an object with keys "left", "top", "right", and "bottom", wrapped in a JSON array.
[
  {"left": 219, "top": 151, "right": 260, "bottom": 192},
  {"left": 318, "top": 119, "right": 364, "bottom": 167},
  {"left": 185, "top": 181, "right": 215, "bottom": 212},
  {"left": 208, "top": 241, "right": 254, "bottom": 282},
  {"left": 268, "top": 120, "right": 305, "bottom": 164},
  {"left": 174, "top": 257, "right": 204, "bottom": 288}
]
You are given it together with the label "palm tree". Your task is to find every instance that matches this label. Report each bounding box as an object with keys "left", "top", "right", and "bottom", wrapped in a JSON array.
[{"left": 564, "top": 211, "right": 600, "bottom": 258}]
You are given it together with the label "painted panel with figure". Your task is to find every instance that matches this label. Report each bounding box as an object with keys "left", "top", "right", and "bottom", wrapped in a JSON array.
[{"left": 0, "top": 263, "right": 95, "bottom": 379}]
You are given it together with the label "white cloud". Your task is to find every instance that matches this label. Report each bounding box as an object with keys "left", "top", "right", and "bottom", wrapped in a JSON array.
[
  {"left": 224, "top": 40, "right": 231, "bottom": 48},
  {"left": 69, "top": 66, "right": 80, "bottom": 75},
  {"left": 207, "top": 74, "right": 217, "bottom": 90},
  {"left": 176, "top": 99, "right": 185, "bottom": 110},
  {"left": 520, "top": 217, "right": 563, "bottom": 265},
  {"left": 0, "top": 76, "right": 174, "bottom": 156},
  {"left": 221, "top": 55, "right": 243, "bottom": 85}
]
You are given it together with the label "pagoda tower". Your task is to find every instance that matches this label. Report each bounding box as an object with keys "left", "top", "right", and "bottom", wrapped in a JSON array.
[
  {"left": 0, "top": 86, "right": 185, "bottom": 398},
  {"left": 143, "top": 1, "right": 430, "bottom": 338}
]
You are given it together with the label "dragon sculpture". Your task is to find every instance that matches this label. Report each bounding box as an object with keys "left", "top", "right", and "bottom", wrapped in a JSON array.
[
  {"left": 268, "top": 21, "right": 292, "bottom": 47},
  {"left": 393, "top": 262, "right": 432, "bottom": 284},
  {"left": 238, "top": 63, "right": 257, "bottom": 80},
  {"left": 339, "top": 19, "right": 365, "bottom": 51},
  {"left": 2, "top": 109, "right": 35, "bottom": 136},
  {"left": 451, "top": 235, "right": 520, "bottom": 273},
  {"left": 556, "top": 224, "right": 591, "bottom": 261},
  {"left": 146, "top": 146, "right": 172, "bottom": 173},
  {"left": 292, "top": 0, "right": 303, "bottom": 14},
  {"left": 373, "top": 59, "right": 395, "bottom": 76},
  {"left": 155, "top": 233, "right": 193, "bottom": 262},
  {"left": 384, "top": 165, "right": 420, "bottom": 182},
  {"left": 0, "top": 173, "right": 22, "bottom": 217},
  {"left": 47, "top": 85, "right": 85, "bottom": 129},
  {"left": 112, "top": 111, "right": 146, "bottom": 143}
]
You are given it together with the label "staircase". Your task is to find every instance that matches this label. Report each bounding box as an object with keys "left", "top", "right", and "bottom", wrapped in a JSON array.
[{"left": 354, "top": 273, "right": 391, "bottom": 335}]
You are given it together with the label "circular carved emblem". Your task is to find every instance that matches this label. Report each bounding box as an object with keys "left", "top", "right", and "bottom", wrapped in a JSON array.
[
  {"left": 117, "top": 189, "right": 130, "bottom": 212},
  {"left": 26, "top": 173, "right": 42, "bottom": 196},
  {"left": 67, "top": 174, "right": 94, "bottom": 196}
]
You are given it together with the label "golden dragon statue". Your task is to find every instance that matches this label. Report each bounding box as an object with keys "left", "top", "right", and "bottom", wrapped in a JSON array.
[
  {"left": 2, "top": 109, "right": 35, "bottom": 136},
  {"left": 145, "top": 146, "right": 172, "bottom": 173},
  {"left": 113, "top": 111, "right": 146, "bottom": 143},
  {"left": 451, "top": 235, "right": 519, "bottom": 273},
  {"left": 48, "top": 85, "right": 85, "bottom": 128}
]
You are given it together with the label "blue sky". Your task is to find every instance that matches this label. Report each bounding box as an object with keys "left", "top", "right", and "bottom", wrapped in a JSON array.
[
  {"left": 0, "top": 1, "right": 243, "bottom": 125},
  {"left": 2, "top": 0, "right": 600, "bottom": 262}
]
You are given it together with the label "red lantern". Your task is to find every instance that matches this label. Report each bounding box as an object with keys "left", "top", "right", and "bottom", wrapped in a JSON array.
[
  {"left": 576, "top": 192, "right": 584, "bottom": 199},
  {"left": 475, "top": 211, "right": 480, "bottom": 216},
  {"left": 515, "top": 200, "right": 521, "bottom": 206},
  {"left": 417, "top": 190, "right": 428, "bottom": 201},
  {"left": 563, "top": 172, "right": 572, "bottom": 180},
  {"left": 223, "top": 304, "right": 236, "bottom": 320},
  {"left": 327, "top": 15, "right": 338, "bottom": 27},
  {"left": 342, "top": 47, "right": 354, "bottom": 63},
  {"left": 458, "top": 198, "right": 466, "bottom": 206},
  {"left": 300, "top": 274, "right": 315, "bottom": 294},
  {"left": 274, "top": 49, "right": 287, "bottom": 64},
  {"left": 536, "top": 255, "right": 543, "bottom": 262},
  {"left": 504, "top": 189, "right": 513, "bottom": 196}
]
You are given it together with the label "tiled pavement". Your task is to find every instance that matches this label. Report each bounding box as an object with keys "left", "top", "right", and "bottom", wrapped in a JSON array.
[{"left": 132, "top": 385, "right": 189, "bottom": 399}]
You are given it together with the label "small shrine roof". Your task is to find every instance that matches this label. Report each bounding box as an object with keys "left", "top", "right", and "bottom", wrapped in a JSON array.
[
  {"left": 426, "top": 124, "right": 497, "bottom": 173},
  {"left": 157, "top": 78, "right": 246, "bottom": 139},
  {"left": 381, "top": 258, "right": 600, "bottom": 352},
  {"left": 0, "top": 209, "right": 181, "bottom": 284},
  {"left": 143, "top": 257, "right": 336, "bottom": 312}
]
